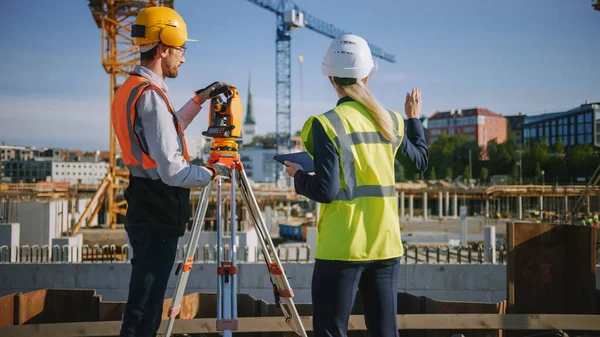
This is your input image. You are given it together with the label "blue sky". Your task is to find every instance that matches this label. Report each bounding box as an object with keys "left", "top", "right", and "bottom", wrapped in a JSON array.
[{"left": 0, "top": 0, "right": 598, "bottom": 151}]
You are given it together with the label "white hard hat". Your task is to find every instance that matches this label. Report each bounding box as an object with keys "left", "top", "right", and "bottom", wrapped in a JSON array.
[{"left": 321, "top": 34, "right": 375, "bottom": 80}]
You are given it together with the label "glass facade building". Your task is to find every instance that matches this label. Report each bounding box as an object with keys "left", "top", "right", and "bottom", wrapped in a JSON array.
[{"left": 522, "top": 102, "right": 600, "bottom": 149}]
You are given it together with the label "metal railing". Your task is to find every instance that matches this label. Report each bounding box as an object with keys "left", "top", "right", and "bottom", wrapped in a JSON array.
[
  {"left": 400, "top": 245, "right": 508, "bottom": 264},
  {"left": 2, "top": 243, "right": 599, "bottom": 265},
  {"left": 0, "top": 243, "right": 313, "bottom": 264}
]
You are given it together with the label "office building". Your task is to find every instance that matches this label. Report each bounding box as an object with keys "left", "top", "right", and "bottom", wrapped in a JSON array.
[
  {"left": 522, "top": 102, "right": 600, "bottom": 149},
  {"left": 427, "top": 107, "right": 508, "bottom": 148}
]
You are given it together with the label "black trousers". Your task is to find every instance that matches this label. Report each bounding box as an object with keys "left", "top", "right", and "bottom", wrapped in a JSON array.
[
  {"left": 312, "top": 258, "right": 400, "bottom": 337},
  {"left": 119, "top": 225, "right": 179, "bottom": 337}
]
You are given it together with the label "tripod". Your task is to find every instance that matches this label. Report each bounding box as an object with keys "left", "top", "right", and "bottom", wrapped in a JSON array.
[{"left": 163, "top": 151, "right": 307, "bottom": 337}]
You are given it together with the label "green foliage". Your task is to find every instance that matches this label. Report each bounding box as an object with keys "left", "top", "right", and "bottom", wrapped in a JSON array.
[
  {"left": 554, "top": 138, "right": 565, "bottom": 157},
  {"left": 463, "top": 165, "right": 471, "bottom": 181},
  {"left": 427, "top": 132, "right": 598, "bottom": 185},
  {"left": 512, "top": 164, "right": 519, "bottom": 183},
  {"left": 428, "top": 134, "right": 480, "bottom": 180},
  {"left": 480, "top": 167, "right": 489, "bottom": 182},
  {"left": 394, "top": 160, "right": 405, "bottom": 182},
  {"left": 429, "top": 167, "right": 436, "bottom": 180},
  {"left": 535, "top": 162, "right": 542, "bottom": 179},
  {"left": 565, "top": 144, "right": 600, "bottom": 178},
  {"left": 446, "top": 167, "right": 453, "bottom": 181}
]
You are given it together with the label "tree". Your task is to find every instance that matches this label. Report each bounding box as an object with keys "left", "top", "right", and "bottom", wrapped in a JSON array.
[
  {"left": 535, "top": 162, "right": 542, "bottom": 180},
  {"left": 565, "top": 144, "right": 600, "bottom": 178},
  {"left": 446, "top": 167, "right": 453, "bottom": 181},
  {"left": 480, "top": 167, "right": 488, "bottom": 182},
  {"left": 394, "top": 160, "right": 405, "bottom": 182},
  {"left": 463, "top": 165, "right": 471, "bottom": 181},
  {"left": 554, "top": 138, "right": 565, "bottom": 158},
  {"left": 428, "top": 134, "right": 481, "bottom": 182},
  {"left": 413, "top": 173, "right": 420, "bottom": 182},
  {"left": 486, "top": 138, "right": 515, "bottom": 176},
  {"left": 429, "top": 167, "right": 436, "bottom": 180},
  {"left": 248, "top": 135, "right": 264, "bottom": 147},
  {"left": 512, "top": 164, "right": 519, "bottom": 184}
]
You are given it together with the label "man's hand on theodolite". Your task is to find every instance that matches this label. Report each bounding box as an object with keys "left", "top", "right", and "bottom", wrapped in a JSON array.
[
  {"left": 205, "top": 163, "right": 232, "bottom": 180},
  {"left": 193, "top": 82, "right": 234, "bottom": 105}
]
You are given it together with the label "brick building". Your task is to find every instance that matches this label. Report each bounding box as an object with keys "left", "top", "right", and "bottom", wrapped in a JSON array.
[{"left": 427, "top": 107, "right": 508, "bottom": 149}]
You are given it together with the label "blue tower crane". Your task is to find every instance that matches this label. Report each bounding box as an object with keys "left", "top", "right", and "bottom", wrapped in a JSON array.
[{"left": 247, "top": 0, "right": 396, "bottom": 184}]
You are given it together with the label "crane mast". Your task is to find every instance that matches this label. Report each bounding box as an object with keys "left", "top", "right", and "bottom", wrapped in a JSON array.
[
  {"left": 247, "top": 0, "right": 395, "bottom": 185},
  {"left": 76, "top": 0, "right": 173, "bottom": 232},
  {"left": 80, "top": 0, "right": 396, "bottom": 229}
]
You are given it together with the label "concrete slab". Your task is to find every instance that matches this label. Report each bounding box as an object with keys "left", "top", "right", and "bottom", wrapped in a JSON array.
[
  {"left": 0, "top": 264, "right": 76, "bottom": 290},
  {"left": 404, "top": 264, "right": 506, "bottom": 291},
  {"left": 75, "top": 263, "right": 131, "bottom": 289},
  {"left": 405, "top": 289, "right": 506, "bottom": 303}
]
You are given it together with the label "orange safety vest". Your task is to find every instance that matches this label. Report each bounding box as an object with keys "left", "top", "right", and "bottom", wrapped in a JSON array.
[
  {"left": 111, "top": 73, "right": 192, "bottom": 237},
  {"left": 112, "top": 74, "right": 190, "bottom": 179}
]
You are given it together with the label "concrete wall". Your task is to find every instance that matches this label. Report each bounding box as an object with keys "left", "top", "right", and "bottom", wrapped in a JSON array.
[
  {"left": 16, "top": 200, "right": 69, "bottom": 248},
  {"left": 148, "top": 228, "right": 260, "bottom": 263},
  {"left": 5, "top": 263, "right": 585, "bottom": 304},
  {"left": 0, "top": 223, "right": 20, "bottom": 263},
  {"left": 51, "top": 234, "right": 83, "bottom": 262},
  {"left": 68, "top": 198, "right": 98, "bottom": 228}
]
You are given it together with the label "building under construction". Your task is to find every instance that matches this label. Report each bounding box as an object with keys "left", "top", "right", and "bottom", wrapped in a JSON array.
[{"left": 1, "top": 0, "right": 600, "bottom": 336}]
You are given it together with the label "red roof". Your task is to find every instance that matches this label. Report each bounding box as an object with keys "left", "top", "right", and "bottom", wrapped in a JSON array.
[{"left": 429, "top": 107, "right": 503, "bottom": 120}]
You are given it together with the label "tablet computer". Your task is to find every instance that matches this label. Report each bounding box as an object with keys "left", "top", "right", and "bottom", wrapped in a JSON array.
[{"left": 273, "top": 151, "right": 315, "bottom": 172}]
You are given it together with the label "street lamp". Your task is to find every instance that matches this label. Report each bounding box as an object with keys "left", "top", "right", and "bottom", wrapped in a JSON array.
[
  {"left": 517, "top": 150, "right": 523, "bottom": 185},
  {"left": 542, "top": 170, "right": 545, "bottom": 186}
]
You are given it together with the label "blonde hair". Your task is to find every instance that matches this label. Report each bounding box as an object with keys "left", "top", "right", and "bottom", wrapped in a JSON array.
[{"left": 334, "top": 81, "right": 398, "bottom": 143}]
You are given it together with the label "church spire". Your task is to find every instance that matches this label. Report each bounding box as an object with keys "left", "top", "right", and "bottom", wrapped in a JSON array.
[
  {"left": 242, "top": 71, "right": 256, "bottom": 146},
  {"left": 244, "top": 72, "right": 255, "bottom": 125}
]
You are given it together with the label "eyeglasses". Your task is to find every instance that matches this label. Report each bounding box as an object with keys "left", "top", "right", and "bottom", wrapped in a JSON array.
[{"left": 171, "top": 45, "right": 186, "bottom": 56}]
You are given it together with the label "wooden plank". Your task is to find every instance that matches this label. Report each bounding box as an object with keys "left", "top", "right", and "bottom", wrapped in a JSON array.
[
  {"left": 0, "top": 293, "right": 17, "bottom": 326},
  {"left": 17, "top": 289, "right": 47, "bottom": 325},
  {"left": 2, "top": 314, "right": 600, "bottom": 337},
  {"left": 98, "top": 302, "right": 125, "bottom": 321},
  {"left": 507, "top": 222, "right": 596, "bottom": 315}
]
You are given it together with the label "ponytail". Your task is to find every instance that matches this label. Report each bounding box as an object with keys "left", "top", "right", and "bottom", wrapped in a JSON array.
[{"left": 334, "top": 81, "right": 398, "bottom": 143}]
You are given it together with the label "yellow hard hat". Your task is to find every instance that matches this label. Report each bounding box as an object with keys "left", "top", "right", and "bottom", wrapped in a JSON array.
[{"left": 131, "top": 7, "right": 197, "bottom": 47}]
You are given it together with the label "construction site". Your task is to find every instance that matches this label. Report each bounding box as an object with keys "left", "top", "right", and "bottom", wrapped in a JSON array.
[{"left": 1, "top": 0, "right": 600, "bottom": 336}]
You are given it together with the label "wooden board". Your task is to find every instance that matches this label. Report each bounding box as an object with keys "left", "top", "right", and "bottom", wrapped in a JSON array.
[
  {"left": 17, "top": 289, "right": 100, "bottom": 325},
  {"left": 98, "top": 302, "right": 126, "bottom": 321},
  {"left": 1, "top": 314, "right": 600, "bottom": 337},
  {"left": 507, "top": 222, "right": 596, "bottom": 315},
  {"left": 16, "top": 289, "right": 47, "bottom": 325},
  {"left": 0, "top": 293, "right": 17, "bottom": 326}
]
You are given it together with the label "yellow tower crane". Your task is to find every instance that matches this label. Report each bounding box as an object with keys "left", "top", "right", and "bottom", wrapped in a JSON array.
[{"left": 74, "top": 0, "right": 174, "bottom": 233}]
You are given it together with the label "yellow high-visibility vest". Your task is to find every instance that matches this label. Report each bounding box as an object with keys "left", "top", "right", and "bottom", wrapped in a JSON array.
[{"left": 301, "top": 100, "right": 405, "bottom": 261}]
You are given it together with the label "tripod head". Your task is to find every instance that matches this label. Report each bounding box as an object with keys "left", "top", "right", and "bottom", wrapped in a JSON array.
[{"left": 202, "top": 86, "right": 243, "bottom": 166}]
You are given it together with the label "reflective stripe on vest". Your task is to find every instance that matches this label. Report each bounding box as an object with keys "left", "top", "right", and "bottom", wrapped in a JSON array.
[
  {"left": 322, "top": 108, "right": 401, "bottom": 201},
  {"left": 112, "top": 74, "right": 189, "bottom": 180},
  {"left": 301, "top": 101, "right": 406, "bottom": 261}
]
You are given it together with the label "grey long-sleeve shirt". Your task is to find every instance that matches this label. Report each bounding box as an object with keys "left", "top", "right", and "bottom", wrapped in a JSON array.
[{"left": 132, "top": 65, "right": 213, "bottom": 188}]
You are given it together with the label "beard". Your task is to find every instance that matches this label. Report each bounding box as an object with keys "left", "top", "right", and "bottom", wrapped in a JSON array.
[{"left": 164, "top": 57, "right": 179, "bottom": 78}]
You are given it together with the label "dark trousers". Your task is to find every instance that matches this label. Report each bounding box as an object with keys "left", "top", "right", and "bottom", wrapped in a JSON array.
[
  {"left": 312, "top": 258, "right": 400, "bottom": 337},
  {"left": 120, "top": 226, "right": 179, "bottom": 337}
]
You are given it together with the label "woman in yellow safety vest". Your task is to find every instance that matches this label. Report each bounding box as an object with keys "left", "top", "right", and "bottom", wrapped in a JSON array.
[{"left": 284, "top": 34, "right": 429, "bottom": 337}]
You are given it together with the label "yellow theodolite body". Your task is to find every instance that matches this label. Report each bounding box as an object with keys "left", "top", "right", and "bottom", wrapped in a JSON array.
[
  {"left": 203, "top": 87, "right": 243, "bottom": 140},
  {"left": 202, "top": 87, "right": 243, "bottom": 165}
]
